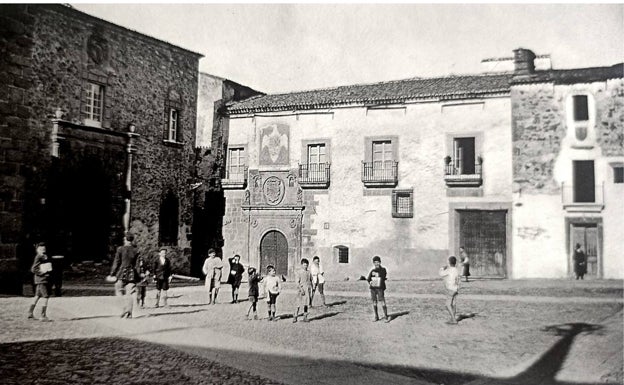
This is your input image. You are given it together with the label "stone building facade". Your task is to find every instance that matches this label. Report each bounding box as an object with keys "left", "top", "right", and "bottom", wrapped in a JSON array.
[
  {"left": 510, "top": 49, "right": 624, "bottom": 279},
  {"left": 219, "top": 48, "right": 623, "bottom": 281},
  {"left": 192, "top": 73, "right": 260, "bottom": 276},
  {"left": 0, "top": 4, "right": 202, "bottom": 293},
  {"left": 221, "top": 69, "right": 515, "bottom": 280}
]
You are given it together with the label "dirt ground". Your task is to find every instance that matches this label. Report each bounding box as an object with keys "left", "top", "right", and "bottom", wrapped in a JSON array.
[{"left": 1, "top": 278, "right": 622, "bottom": 385}]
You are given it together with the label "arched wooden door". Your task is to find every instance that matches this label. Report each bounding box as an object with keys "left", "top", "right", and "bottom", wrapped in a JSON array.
[{"left": 260, "top": 231, "right": 288, "bottom": 277}]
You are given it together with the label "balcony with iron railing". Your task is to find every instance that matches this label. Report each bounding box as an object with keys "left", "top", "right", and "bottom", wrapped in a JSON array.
[
  {"left": 362, "top": 161, "right": 398, "bottom": 187},
  {"left": 221, "top": 167, "right": 248, "bottom": 189},
  {"left": 444, "top": 157, "right": 483, "bottom": 187},
  {"left": 298, "top": 163, "right": 330, "bottom": 188},
  {"left": 561, "top": 182, "right": 604, "bottom": 212}
]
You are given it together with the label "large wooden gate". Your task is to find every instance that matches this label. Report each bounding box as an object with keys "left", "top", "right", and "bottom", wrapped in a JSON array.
[
  {"left": 260, "top": 230, "right": 289, "bottom": 276},
  {"left": 459, "top": 210, "right": 507, "bottom": 277},
  {"left": 571, "top": 224, "right": 599, "bottom": 276}
]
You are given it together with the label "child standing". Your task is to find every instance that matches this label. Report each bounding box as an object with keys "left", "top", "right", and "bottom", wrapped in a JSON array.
[
  {"left": 28, "top": 243, "right": 53, "bottom": 321},
  {"left": 293, "top": 258, "right": 313, "bottom": 323},
  {"left": 310, "top": 256, "right": 326, "bottom": 307},
  {"left": 367, "top": 256, "right": 389, "bottom": 323},
  {"left": 135, "top": 254, "right": 150, "bottom": 308},
  {"left": 227, "top": 254, "right": 245, "bottom": 303},
  {"left": 263, "top": 265, "right": 281, "bottom": 321},
  {"left": 459, "top": 246, "right": 470, "bottom": 282},
  {"left": 153, "top": 247, "right": 172, "bottom": 307},
  {"left": 246, "top": 266, "right": 262, "bottom": 320},
  {"left": 439, "top": 256, "right": 460, "bottom": 324}
]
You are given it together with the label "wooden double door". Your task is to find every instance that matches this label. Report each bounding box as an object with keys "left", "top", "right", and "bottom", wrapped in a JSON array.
[
  {"left": 260, "top": 230, "right": 289, "bottom": 277},
  {"left": 570, "top": 224, "right": 599, "bottom": 277}
]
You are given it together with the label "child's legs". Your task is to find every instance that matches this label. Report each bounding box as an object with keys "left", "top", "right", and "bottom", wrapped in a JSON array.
[
  {"left": 31, "top": 294, "right": 41, "bottom": 306},
  {"left": 114, "top": 280, "right": 124, "bottom": 297}
]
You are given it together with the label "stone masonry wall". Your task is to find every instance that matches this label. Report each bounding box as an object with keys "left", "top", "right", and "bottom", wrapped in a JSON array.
[{"left": 0, "top": 4, "right": 201, "bottom": 282}]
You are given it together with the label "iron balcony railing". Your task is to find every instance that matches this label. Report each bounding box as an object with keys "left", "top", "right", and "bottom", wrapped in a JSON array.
[
  {"left": 361, "top": 161, "right": 398, "bottom": 185},
  {"left": 444, "top": 158, "right": 483, "bottom": 187},
  {"left": 561, "top": 182, "right": 604, "bottom": 212},
  {"left": 222, "top": 166, "right": 248, "bottom": 188},
  {"left": 298, "top": 163, "right": 330, "bottom": 187}
]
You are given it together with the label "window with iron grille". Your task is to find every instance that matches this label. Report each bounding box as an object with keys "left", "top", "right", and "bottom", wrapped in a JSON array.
[
  {"left": 335, "top": 245, "right": 349, "bottom": 264},
  {"left": 84, "top": 82, "right": 104, "bottom": 126},
  {"left": 392, "top": 189, "right": 413, "bottom": 218}
]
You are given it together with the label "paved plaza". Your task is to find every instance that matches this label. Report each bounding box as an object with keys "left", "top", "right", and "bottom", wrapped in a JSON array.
[{"left": 0, "top": 278, "right": 622, "bottom": 385}]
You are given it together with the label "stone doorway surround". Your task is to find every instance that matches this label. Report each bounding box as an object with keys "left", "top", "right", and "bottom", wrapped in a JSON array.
[{"left": 242, "top": 169, "right": 304, "bottom": 279}]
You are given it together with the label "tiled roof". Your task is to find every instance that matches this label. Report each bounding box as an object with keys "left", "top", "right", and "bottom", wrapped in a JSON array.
[
  {"left": 226, "top": 74, "right": 513, "bottom": 114},
  {"left": 226, "top": 63, "right": 623, "bottom": 115},
  {"left": 511, "top": 63, "right": 623, "bottom": 85}
]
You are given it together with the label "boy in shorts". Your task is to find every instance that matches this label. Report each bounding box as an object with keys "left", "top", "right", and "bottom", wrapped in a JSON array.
[
  {"left": 310, "top": 256, "right": 326, "bottom": 307},
  {"left": 367, "top": 256, "right": 389, "bottom": 322},
  {"left": 153, "top": 247, "right": 172, "bottom": 307},
  {"left": 263, "top": 265, "right": 281, "bottom": 321},
  {"left": 28, "top": 243, "right": 53, "bottom": 321},
  {"left": 439, "top": 256, "right": 460, "bottom": 324},
  {"left": 246, "top": 266, "right": 262, "bottom": 320}
]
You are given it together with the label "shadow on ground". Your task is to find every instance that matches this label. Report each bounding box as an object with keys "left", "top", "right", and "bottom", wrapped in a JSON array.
[{"left": 0, "top": 321, "right": 610, "bottom": 385}]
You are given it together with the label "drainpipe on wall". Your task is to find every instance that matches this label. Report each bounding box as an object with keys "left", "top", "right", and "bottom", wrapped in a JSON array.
[{"left": 123, "top": 123, "right": 140, "bottom": 234}]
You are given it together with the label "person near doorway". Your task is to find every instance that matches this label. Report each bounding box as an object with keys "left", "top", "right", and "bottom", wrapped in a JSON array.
[
  {"left": 293, "top": 258, "right": 313, "bottom": 323},
  {"left": 202, "top": 248, "right": 223, "bottom": 304},
  {"left": 573, "top": 243, "right": 587, "bottom": 280},
  {"left": 439, "top": 256, "right": 460, "bottom": 324},
  {"left": 153, "top": 248, "right": 172, "bottom": 307},
  {"left": 110, "top": 234, "right": 139, "bottom": 318},
  {"left": 367, "top": 256, "right": 389, "bottom": 323},
  {"left": 227, "top": 254, "right": 245, "bottom": 303},
  {"left": 310, "top": 256, "right": 327, "bottom": 307},
  {"left": 459, "top": 246, "right": 470, "bottom": 282},
  {"left": 28, "top": 243, "right": 53, "bottom": 321},
  {"left": 246, "top": 266, "right": 262, "bottom": 320},
  {"left": 264, "top": 265, "right": 281, "bottom": 321}
]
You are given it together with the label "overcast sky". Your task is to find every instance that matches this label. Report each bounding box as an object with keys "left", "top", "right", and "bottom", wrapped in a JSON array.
[{"left": 73, "top": 3, "right": 623, "bottom": 94}]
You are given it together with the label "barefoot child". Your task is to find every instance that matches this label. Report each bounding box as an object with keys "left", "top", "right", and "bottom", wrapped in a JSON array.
[
  {"left": 439, "top": 256, "right": 460, "bottom": 324},
  {"left": 263, "top": 265, "right": 281, "bottom": 321},
  {"left": 28, "top": 243, "right": 53, "bottom": 321},
  {"left": 367, "top": 256, "right": 389, "bottom": 323},
  {"left": 246, "top": 266, "right": 262, "bottom": 320},
  {"left": 293, "top": 258, "right": 313, "bottom": 323}
]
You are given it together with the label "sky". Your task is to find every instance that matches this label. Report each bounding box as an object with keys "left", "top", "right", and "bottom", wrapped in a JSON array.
[{"left": 73, "top": 3, "right": 624, "bottom": 94}]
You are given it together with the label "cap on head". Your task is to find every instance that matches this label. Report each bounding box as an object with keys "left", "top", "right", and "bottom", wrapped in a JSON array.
[{"left": 372, "top": 256, "right": 381, "bottom": 263}]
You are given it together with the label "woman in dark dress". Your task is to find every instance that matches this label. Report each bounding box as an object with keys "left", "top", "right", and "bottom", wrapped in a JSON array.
[
  {"left": 573, "top": 243, "right": 587, "bottom": 280},
  {"left": 227, "top": 254, "right": 245, "bottom": 303}
]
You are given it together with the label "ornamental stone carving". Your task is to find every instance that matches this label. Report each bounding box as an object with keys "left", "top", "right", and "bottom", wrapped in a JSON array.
[{"left": 263, "top": 176, "right": 285, "bottom": 206}]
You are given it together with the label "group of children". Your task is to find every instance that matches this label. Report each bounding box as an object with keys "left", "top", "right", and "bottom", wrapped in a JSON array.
[{"left": 28, "top": 240, "right": 464, "bottom": 325}]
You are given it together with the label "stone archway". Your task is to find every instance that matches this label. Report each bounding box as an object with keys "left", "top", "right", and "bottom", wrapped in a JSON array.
[{"left": 260, "top": 230, "right": 288, "bottom": 276}]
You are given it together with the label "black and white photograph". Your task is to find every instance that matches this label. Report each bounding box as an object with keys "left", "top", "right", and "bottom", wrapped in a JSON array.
[{"left": 0, "top": 3, "right": 622, "bottom": 384}]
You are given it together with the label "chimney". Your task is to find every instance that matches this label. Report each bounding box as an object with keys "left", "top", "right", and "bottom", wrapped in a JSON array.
[{"left": 513, "top": 48, "right": 536, "bottom": 75}]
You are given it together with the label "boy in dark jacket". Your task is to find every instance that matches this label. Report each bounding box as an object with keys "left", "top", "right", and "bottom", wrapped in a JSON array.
[
  {"left": 246, "top": 266, "right": 262, "bottom": 320},
  {"left": 367, "top": 256, "right": 389, "bottom": 323},
  {"left": 28, "top": 243, "right": 52, "bottom": 321},
  {"left": 153, "top": 247, "right": 172, "bottom": 307}
]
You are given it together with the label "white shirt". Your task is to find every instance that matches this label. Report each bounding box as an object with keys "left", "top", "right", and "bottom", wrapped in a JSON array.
[
  {"left": 310, "top": 262, "right": 325, "bottom": 284},
  {"left": 439, "top": 266, "right": 460, "bottom": 292}
]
